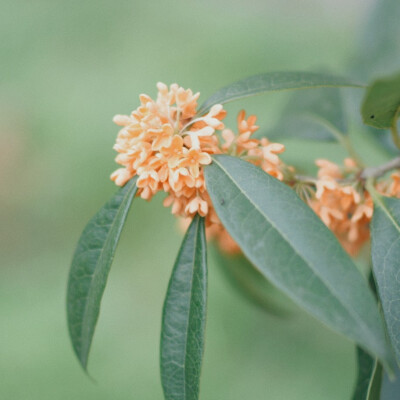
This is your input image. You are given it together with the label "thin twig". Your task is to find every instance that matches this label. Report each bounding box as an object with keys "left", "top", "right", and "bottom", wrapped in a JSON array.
[
  {"left": 361, "top": 156, "right": 400, "bottom": 179},
  {"left": 294, "top": 175, "right": 318, "bottom": 184}
]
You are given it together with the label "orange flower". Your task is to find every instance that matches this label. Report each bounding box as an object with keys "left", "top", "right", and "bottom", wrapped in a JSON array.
[
  {"left": 221, "top": 129, "right": 235, "bottom": 152},
  {"left": 185, "top": 196, "right": 209, "bottom": 217},
  {"left": 387, "top": 171, "right": 400, "bottom": 198},
  {"left": 310, "top": 159, "right": 371, "bottom": 256},
  {"left": 203, "top": 105, "right": 226, "bottom": 129},
  {"left": 186, "top": 126, "right": 215, "bottom": 149},
  {"left": 237, "top": 110, "right": 258, "bottom": 134},
  {"left": 110, "top": 168, "right": 132, "bottom": 186},
  {"left": 191, "top": 104, "right": 226, "bottom": 131},
  {"left": 175, "top": 86, "right": 200, "bottom": 120},
  {"left": 178, "top": 148, "right": 212, "bottom": 178},
  {"left": 315, "top": 159, "right": 343, "bottom": 180},
  {"left": 260, "top": 139, "right": 285, "bottom": 165},
  {"left": 161, "top": 135, "right": 184, "bottom": 168},
  {"left": 245, "top": 138, "right": 286, "bottom": 181},
  {"left": 169, "top": 167, "right": 195, "bottom": 192},
  {"left": 151, "top": 124, "right": 174, "bottom": 151},
  {"left": 136, "top": 168, "right": 159, "bottom": 191}
]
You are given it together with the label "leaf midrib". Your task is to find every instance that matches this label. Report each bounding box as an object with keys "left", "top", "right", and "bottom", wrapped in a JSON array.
[
  {"left": 366, "top": 359, "right": 379, "bottom": 399},
  {"left": 182, "top": 216, "right": 200, "bottom": 400},
  {"left": 374, "top": 196, "right": 400, "bottom": 235}
]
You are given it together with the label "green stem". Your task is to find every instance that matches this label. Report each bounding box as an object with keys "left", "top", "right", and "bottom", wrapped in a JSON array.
[{"left": 365, "top": 178, "right": 380, "bottom": 201}]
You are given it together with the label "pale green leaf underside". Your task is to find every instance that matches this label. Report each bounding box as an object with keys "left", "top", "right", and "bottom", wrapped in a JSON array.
[
  {"left": 67, "top": 177, "right": 138, "bottom": 370},
  {"left": 204, "top": 155, "right": 392, "bottom": 366},
  {"left": 361, "top": 73, "right": 400, "bottom": 129},
  {"left": 160, "top": 215, "right": 207, "bottom": 400},
  {"left": 371, "top": 196, "right": 400, "bottom": 364},
  {"left": 198, "top": 71, "right": 363, "bottom": 114}
]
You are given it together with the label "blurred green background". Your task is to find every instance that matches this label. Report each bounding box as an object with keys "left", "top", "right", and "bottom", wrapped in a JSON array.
[{"left": 0, "top": 0, "right": 394, "bottom": 399}]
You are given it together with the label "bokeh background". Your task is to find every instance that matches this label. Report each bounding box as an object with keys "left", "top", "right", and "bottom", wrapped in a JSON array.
[{"left": 1, "top": 0, "right": 398, "bottom": 399}]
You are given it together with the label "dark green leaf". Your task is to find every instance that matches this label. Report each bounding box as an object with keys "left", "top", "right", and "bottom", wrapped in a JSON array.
[
  {"left": 368, "top": 364, "right": 384, "bottom": 399},
  {"left": 211, "top": 246, "right": 293, "bottom": 316},
  {"left": 67, "top": 177, "right": 138, "bottom": 370},
  {"left": 371, "top": 195, "right": 400, "bottom": 364},
  {"left": 361, "top": 73, "right": 400, "bottom": 129},
  {"left": 353, "top": 347, "right": 382, "bottom": 400},
  {"left": 265, "top": 88, "right": 347, "bottom": 142},
  {"left": 353, "top": 0, "right": 400, "bottom": 80},
  {"left": 204, "top": 155, "right": 393, "bottom": 367},
  {"left": 198, "top": 71, "right": 364, "bottom": 114},
  {"left": 160, "top": 215, "right": 207, "bottom": 400}
]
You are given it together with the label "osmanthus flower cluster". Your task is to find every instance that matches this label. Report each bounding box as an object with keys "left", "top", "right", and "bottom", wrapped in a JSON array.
[
  {"left": 308, "top": 158, "right": 373, "bottom": 256},
  {"left": 306, "top": 159, "right": 400, "bottom": 256},
  {"left": 110, "top": 83, "right": 288, "bottom": 253}
]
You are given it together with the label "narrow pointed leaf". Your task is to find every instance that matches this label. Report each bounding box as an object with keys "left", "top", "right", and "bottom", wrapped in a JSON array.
[
  {"left": 361, "top": 73, "right": 400, "bottom": 129},
  {"left": 353, "top": 347, "right": 382, "bottom": 400},
  {"left": 67, "top": 177, "right": 138, "bottom": 370},
  {"left": 265, "top": 88, "right": 347, "bottom": 141},
  {"left": 367, "top": 363, "right": 383, "bottom": 399},
  {"left": 198, "top": 71, "right": 364, "bottom": 114},
  {"left": 161, "top": 215, "right": 207, "bottom": 400},
  {"left": 371, "top": 195, "right": 400, "bottom": 363},
  {"left": 204, "top": 155, "right": 392, "bottom": 367}
]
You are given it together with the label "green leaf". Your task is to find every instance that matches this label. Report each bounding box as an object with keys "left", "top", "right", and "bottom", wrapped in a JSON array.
[
  {"left": 265, "top": 88, "right": 347, "bottom": 142},
  {"left": 67, "top": 177, "right": 138, "bottom": 370},
  {"left": 353, "top": 0, "right": 400, "bottom": 80},
  {"left": 368, "top": 363, "right": 384, "bottom": 399},
  {"left": 204, "top": 155, "right": 393, "bottom": 367},
  {"left": 211, "top": 246, "right": 293, "bottom": 316},
  {"left": 371, "top": 195, "right": 400, "bottom": 364},
  {"left": 353, "top": 347, "right": 382, "bottom": 400},
  {"left": 198, "top": 71, "right": 364, "bottom": 114},
  {"left": 361, "top": 73, "right": 400, "bottom": 129},
  {"left": 160, "top": 215, "right": 207, "bottom": 400}
]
